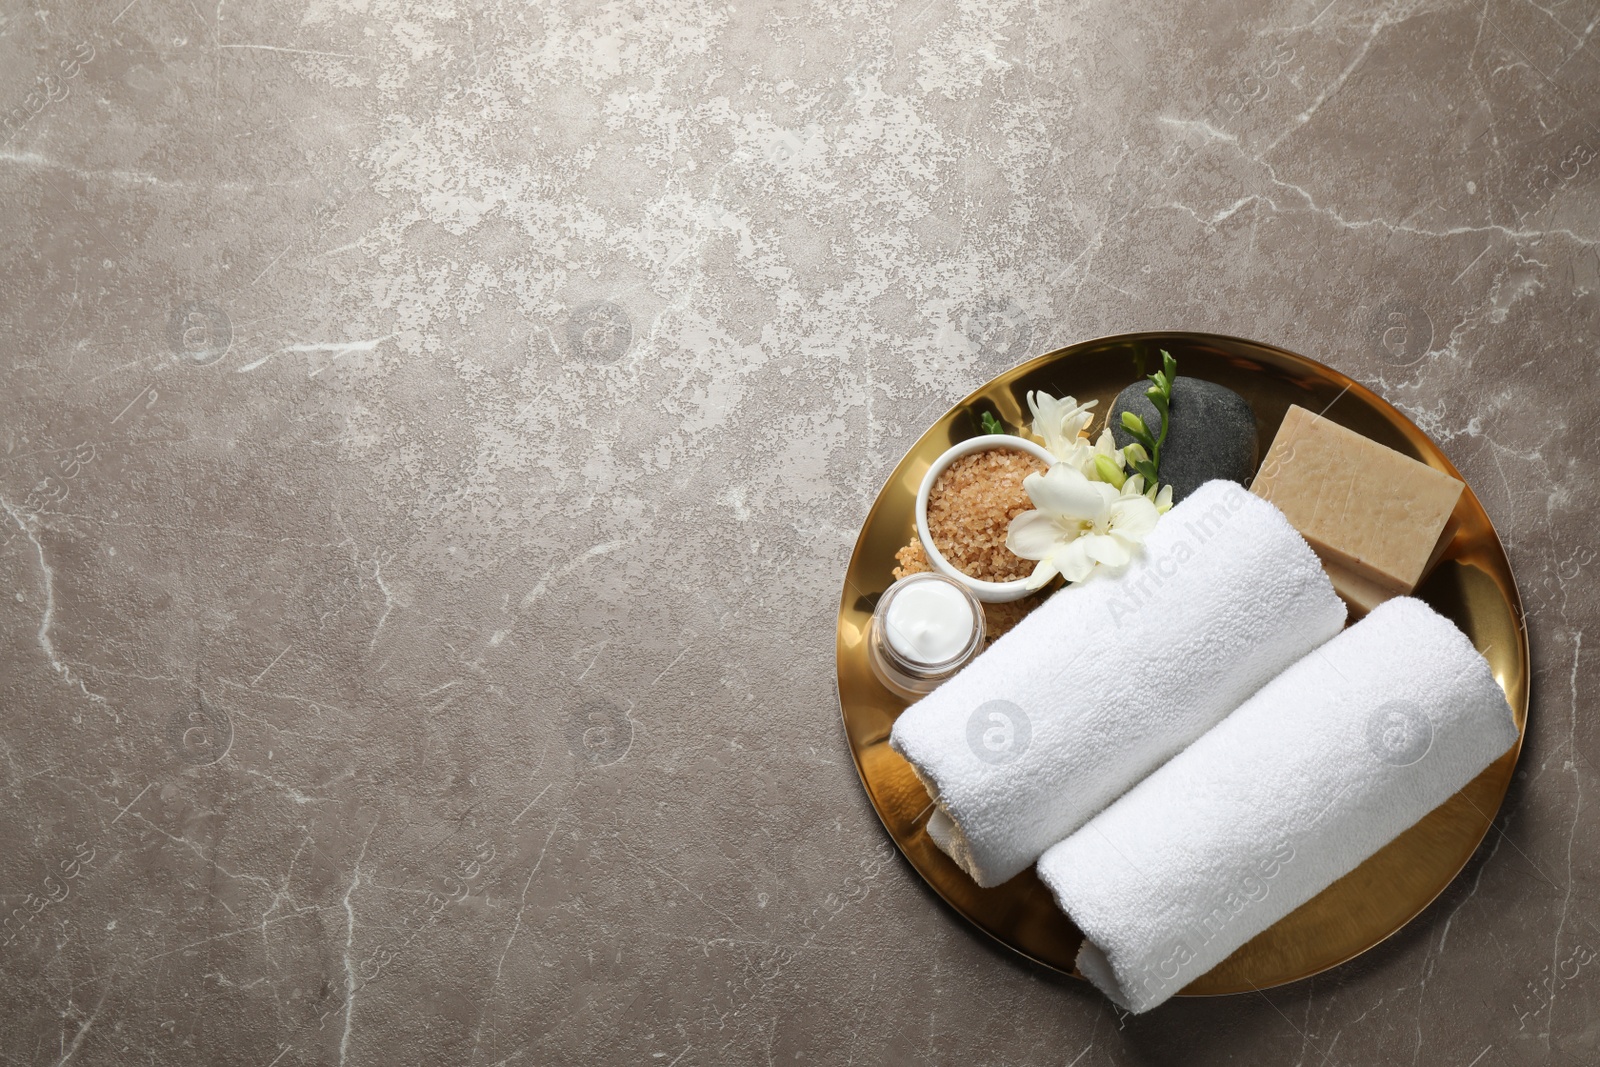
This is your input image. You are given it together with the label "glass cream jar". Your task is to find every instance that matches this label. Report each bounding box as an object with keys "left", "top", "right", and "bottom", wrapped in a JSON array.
[{"left": 867, "top": 573, "right": 986, "bottom": 701}]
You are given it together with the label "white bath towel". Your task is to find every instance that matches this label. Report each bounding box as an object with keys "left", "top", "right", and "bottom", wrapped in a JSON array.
[
  {"left": 889, "top": 480, "right": 1346, "bottom": 887},
  {"left": 1038, "top": 596, "right": 1519, "bottom": 1013}
]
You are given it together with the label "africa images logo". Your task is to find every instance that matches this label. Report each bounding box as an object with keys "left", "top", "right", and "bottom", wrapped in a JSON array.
[
  {"left": 1365, "top": 699, "right": 1433, "bottom": 767},
  {"left": 566, "top": 301, "right": 632, "bottom": 364},
  {"left": 965, "top": 700, "right": 1031, "bottom": 765},
  {"left": 565, "top": 698, "right": 634, "bottom": 768},
  {"left": 166, "top": 301, "right": 232, "bottom": 367}
]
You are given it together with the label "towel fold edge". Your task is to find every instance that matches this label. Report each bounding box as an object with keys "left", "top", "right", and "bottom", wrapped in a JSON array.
[
  {"left": 890, "top": 733, "right": 1003, "bottom": 887},
  {"left": 1073, "top": 939, "right": 1137, "bottom": 1012}
]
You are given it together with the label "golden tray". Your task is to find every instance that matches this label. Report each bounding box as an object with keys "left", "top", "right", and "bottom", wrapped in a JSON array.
[{"left": 835, "top": 331, "right": 1528, "bottom": 994}]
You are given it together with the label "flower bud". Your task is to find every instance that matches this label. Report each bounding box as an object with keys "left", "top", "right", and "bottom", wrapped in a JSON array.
[{"left": 1093, "top": 453, "right": 1127, "bottom": 488}]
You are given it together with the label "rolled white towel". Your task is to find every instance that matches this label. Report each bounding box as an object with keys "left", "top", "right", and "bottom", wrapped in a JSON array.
[
  {"left": 1038, "top": 596, "right": 1519, "bottom": 1013},
  {"left": 889, "top": 479, "right": 1346, "bottom": 887}
]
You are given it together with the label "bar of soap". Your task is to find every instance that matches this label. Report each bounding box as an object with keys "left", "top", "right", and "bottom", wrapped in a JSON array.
[{"left": 1250, "top": 404, "right": 1464, "bottom": 613}]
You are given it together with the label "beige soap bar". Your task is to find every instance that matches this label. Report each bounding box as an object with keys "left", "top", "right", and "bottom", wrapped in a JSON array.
[{"left": 1250, "top": 404, "right": 1464, "bottom": 613}]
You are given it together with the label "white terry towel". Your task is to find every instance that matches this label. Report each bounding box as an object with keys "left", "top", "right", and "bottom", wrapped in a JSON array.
[
  {"left": 889, "top": 480, "right": 1346, "bottom": 887},
  {"left": 1038, "top": 596, "right": 1519, "bottom": 1013}
]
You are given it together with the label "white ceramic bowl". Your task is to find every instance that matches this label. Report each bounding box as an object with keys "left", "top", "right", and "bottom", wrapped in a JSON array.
[{"left": 915, "top": 433, "right": 1056, "bottom": 603}]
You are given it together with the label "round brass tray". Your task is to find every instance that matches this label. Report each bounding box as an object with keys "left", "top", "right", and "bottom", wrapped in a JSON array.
[{"left": 836, "top": 332, "right": 1528, "bottom": 995}]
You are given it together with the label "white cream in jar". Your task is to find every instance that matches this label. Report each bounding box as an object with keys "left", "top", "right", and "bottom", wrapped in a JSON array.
[
  {"left": 883, "top": 578, "right": 978, "bottom": 665},
  {"left": 868, "top": 573, "right": 985, "bottom": 700}
]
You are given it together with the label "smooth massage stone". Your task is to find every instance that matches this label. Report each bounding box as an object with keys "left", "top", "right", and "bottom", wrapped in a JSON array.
[
  {"left": 1250, "top": 404, "right": 1465, "bottom": 614},
  {"left": 1110, "top": 376, "right": 1259, "bottom": 504}
]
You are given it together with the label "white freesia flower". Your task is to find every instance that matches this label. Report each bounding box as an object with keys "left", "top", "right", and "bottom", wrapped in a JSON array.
[
  {"left": 1006, "top": 463, "right": 1162, "bottom": 588},
  {"left": 1027, "top": 391, "right": 1098, "bottom": 464}
]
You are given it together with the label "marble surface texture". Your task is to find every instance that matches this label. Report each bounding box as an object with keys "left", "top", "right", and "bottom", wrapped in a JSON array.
[{"left": 1, "top": 0, "right": 1597, "bottom": 1064}]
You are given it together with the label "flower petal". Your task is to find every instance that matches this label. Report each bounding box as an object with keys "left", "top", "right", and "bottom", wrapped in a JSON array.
[
  {"left": 1053, "top": 538, "right": 1098, "bottom": 583},
  {"left": 1026, "top": 390, "right": 1053, "bottom": 431},
  {"left": 1108, "top": 494, "right": 1161, "bottom": 540},
  {"left": 1066, "top": 440, "right": 1103, "bottom": 478},
  {"left": 1023, "top": 556, "right": 1060, "bottom": 591},
  {"left": 1006, "top": 510, "right": 1064, "bottom": 559},
  {"left": 1079, "top": 533, "right": 1132, "bottom": 568},
  {"left": 1092, "top": 428, "right": 1123, "bottom": 466},
  {"left": 1025, "top": 464, "right": 1113, "bottom": 520}
]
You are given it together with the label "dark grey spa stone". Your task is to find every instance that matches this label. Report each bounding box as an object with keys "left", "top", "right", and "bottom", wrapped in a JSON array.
[{"left": 1110, "top": 376, "right": 1259, "bottom": 504}]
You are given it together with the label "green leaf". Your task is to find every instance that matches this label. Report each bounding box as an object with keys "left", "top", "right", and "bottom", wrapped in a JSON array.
[
  {"left": 1162, "top": 349, "right": 1177, "bottom": 385},
  {"left": 980, "top": 411, "right": 1006, "bottom": 436}
]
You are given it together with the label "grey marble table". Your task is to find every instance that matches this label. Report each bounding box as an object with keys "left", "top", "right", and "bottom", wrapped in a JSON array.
[{"left": 1, "top": 1, "right": 1597, "bottom": 1064}]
